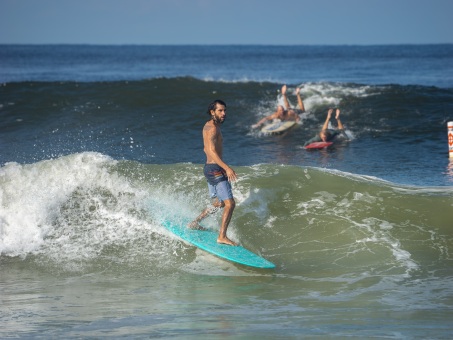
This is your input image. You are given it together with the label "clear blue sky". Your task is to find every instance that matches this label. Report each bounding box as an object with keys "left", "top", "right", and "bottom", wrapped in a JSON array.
[{"left": 1, "top": 0, "right": 452, "bottom": 45}]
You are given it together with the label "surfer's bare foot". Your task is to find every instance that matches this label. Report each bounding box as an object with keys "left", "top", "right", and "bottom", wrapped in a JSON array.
[
  {"left": 188, "top": 221, "right": 207, "bottom": 231},
  {"left": 335, "top": 108, "right": 341, "bottom": 119},
  {"left": 217, "top": 236, "right": 237, "bottom": 246},
  {"left": 281, "top": 84, "right": 287, "bottom": 95}
]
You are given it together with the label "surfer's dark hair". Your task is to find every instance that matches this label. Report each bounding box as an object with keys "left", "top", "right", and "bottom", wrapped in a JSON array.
[
  {"left": 207, "top": 100, "right": 226, "bottom": 116},
  {"left": 320, "top": 129, "right": 332, "bottom": 139}
]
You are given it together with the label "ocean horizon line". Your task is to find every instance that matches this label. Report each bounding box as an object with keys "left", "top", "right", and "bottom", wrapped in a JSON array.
[{"left": 1, "top": 42, "right": 452, "bottom": 47}]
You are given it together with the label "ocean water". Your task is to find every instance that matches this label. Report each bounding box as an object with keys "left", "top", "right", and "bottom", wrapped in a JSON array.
[{"left": 1, "top": 45, "right": 453, "bottom": 338}]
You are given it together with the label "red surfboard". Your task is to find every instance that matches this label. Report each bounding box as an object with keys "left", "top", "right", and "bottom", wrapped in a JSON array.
[{"left": 304, "top": 141, "right": 333, "bottom": 149}]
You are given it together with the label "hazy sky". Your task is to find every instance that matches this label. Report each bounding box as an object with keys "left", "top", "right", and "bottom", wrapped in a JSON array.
[{"left": 1, "top": 0, "right": 452, "bottom": 45}]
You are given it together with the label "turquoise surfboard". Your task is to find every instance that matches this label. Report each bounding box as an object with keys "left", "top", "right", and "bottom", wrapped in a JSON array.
[{"left": 162, "top": 220, "right": 275, "bottom": 269}]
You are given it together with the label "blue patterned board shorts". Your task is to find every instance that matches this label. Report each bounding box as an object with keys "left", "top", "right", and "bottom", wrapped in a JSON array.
[{"left": 203, "top": 163, "right": 233, "bottom": 202}]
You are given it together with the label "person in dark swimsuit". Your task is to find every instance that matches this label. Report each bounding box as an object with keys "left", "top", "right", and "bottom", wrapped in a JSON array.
[
  {"left": 304, "top": 108, "right": 347, "bottom": 146},
  {"left": 252, "top": 84, "right": 304, "bottom": 129},
  {"left": 188, "top": 99, "right": 238, "bottom": 246}
]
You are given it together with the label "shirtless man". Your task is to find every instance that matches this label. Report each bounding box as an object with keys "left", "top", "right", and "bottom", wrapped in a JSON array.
[
  {"left": 252, "top": 85, "right": 304, "bottom": 129},
  {"left": 188, "top": 99, "right": 238, "bottom": 246}
]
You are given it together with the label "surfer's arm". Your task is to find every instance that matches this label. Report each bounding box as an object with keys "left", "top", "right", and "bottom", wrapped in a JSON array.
[
  {"left": 252, "top": 114, "right": 274, "bottom": 128},
  {"left": 304, "top": 135, "right": 320, "bottom": 146}
]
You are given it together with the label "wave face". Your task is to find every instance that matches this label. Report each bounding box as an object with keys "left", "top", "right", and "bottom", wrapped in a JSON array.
[{"left": 1, "top": 153, "right": 451, "bottom": 278}]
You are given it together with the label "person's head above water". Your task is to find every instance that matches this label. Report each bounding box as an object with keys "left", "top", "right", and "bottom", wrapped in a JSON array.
[
  {"left": 207, "top": 99, "right": 227, "bottom": 124},
  {"left": 319, "top": 129, "right": 332, "bottom": 142},
  {"left": 276, "top": 105, "right": 285, "bottom": 118}
]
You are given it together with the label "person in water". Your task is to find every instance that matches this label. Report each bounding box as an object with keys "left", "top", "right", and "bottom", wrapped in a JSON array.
[
  {"left": 252, "top": 84, "right": 305, "bottom": 129},
  {"left": 188, "top": 99, "right": 238, "bottom": 246},
  {"left": 304, "top": 108, "right": 347, "bottom": 146}
]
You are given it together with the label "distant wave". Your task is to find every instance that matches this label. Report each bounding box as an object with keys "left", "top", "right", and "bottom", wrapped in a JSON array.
[{"left": 2, "top": 44, "right": 453, "bottom": 86}]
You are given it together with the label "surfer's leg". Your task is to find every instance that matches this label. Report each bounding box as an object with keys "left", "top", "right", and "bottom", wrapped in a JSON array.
[
  {"left": 188, "top": 182, "right": 225, "bottom": 230},
  {"left": 218, "top": 198, "right": 237, "bottom": 246},
  {"left": 214, "top": 180, "right": 237, "bottom": 246},
  {"left": 189, "top": 181, "right": 225, "bottom": 229},
  {"left": 335, "top": 109, "right": 344, "bottom": 130},
  {"left": 296, "top": 87, "right": 305, "bottom": 112},
  {"left": 188, "top": 198, "right": 223, "bottom": 229},
  {"left": 188, "top": 208, "right": 210, "bottom": 230},
  {"left": 282, "top": 84, "right": 291, "bottom": 111}
]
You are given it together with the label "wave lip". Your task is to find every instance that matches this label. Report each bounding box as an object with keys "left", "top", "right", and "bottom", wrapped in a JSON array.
[{"left": 0, "top": 153, "right": 117, "bottom": 256}]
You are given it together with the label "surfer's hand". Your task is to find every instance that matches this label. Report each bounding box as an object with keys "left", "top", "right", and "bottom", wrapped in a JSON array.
[{"left": 225, "top": 167, "right": 237, "bottom": 182}]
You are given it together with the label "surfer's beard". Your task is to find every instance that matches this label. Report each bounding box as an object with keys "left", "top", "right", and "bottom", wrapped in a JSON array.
[{"left": 212, "top": 116, "right": 225, "bottom": 124}]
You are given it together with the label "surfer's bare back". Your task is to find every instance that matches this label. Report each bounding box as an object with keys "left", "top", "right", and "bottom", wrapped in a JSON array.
[{"left": 189, "top": 99, "right": 238, "bottom": 246}]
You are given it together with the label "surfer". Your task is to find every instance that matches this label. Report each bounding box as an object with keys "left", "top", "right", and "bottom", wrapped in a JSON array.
[
  {"left": 252, "top": 84, "right": 304, "bottom": 129},
  {"left": 304, "top": 108, "right": 347, "bottom": 146},
  {"left": 188, "top": 99, "right": 238, "bottom": 246}
]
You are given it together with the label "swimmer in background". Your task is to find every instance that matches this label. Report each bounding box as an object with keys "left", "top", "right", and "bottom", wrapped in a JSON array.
[
  {"left": 252, "top": 85, "right": 304, "bottom": 129},
  {"left": 304, "top": 108, "right": 348, "bottom": 146}
]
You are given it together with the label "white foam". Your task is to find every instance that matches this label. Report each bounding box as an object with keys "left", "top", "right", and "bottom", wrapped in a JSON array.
[
  {"left": 251, "top": 82, "right": 373, "bottom": 127},
  {"left": 355, "top": 217, "right": 419, "bottom": 274},
  {"left": 296, "top": 82, "right": 372, "bottom": 111},
  {"left": 0, "top": 152, "right": 133, "bottom": 257}
]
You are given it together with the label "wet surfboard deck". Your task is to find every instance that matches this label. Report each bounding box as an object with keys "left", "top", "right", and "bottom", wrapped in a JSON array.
[
  {"left": 162, "top": 220, "right": 275, "bottom": 269},
  {"left": 261, "top": 120, "right": 296, "bottom": 134},
  {"left": 304, "top": 141, "right": 333, "bottom": 149}
]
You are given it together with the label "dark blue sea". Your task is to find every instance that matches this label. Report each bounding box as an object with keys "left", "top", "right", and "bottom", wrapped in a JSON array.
[{"left": 1, "top": 45, "right": 453, "bottom": 338}]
